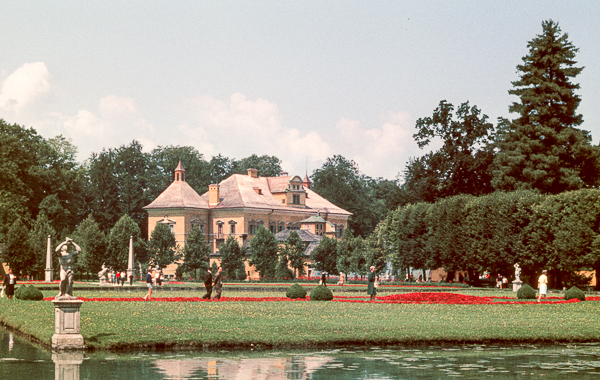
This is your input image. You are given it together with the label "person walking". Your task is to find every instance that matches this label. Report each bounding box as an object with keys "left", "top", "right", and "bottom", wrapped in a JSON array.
[
  {"left": 202, "top": 268, "right": 213, "bottom": 299},
  {"left": 367, "top": 265, "right": 377, "bottom": 301},
  {"left": 320, "top": 271, "right": 327, "bottom": 286},
  {"left": 211, "top": 266, "right": 223, "bottom": 300},
  {"left": 143, "top": 268, "right": 153, "bottom": 300},
  {"left": 537, "top": 270, "right": 548, "bottom": 303},
  {"left": 3, "top": 268, "right": 16, "bottom": 300}
]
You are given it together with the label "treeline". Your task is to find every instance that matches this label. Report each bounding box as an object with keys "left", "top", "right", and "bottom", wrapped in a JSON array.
[
  {"left": 0, "top": 119, "right": 398, "bottom": 278},
  {"left": 379, "top": 189, "right": 600, "bottom": 289}
]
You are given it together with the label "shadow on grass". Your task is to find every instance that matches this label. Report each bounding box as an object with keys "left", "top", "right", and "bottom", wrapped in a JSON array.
[{"left": 87, "top": 333, "right": 117, "bottom": 342}]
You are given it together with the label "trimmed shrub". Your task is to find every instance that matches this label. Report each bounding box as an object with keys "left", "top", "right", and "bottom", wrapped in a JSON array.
[
  {"left": 286, "top": 283, "right": 307, "bottom": 299},
  {"left": 517, "top": 284, "right": 537, "bottom": 299},
  {"left": 15, "top": 285, "right": 44, "bottom": 301},
  {"left": 310, "top": 285, "right": 333, "bottom": 301},
  {"left": 565, "top": 286, "right": 585, "bottom": 301}
]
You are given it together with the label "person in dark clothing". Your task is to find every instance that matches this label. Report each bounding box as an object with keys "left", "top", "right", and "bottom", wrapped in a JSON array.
[
  {"left": 3, "top": 269, "right": 16, "bottom": 300},
  {"left": 211, "top": 266, "right": 223, "bottom": 300},
  {"left": 321, "top": 272, "right": 327, "bottom": 286},
  {"left": 202, "top": 269, "right": 213, "bottom": 299},
  {"left": 143, "top": 268, "right": 153, "bottom": 300}
]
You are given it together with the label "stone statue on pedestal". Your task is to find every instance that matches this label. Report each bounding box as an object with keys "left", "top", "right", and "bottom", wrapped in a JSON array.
[
  {"left": 98, "top": 264, "right": 109, "bottom": 286},
  {"left": 55, "top": 238, "right": 81, "bottom": 299},
  {"left": 514, "top": 263, "right": 521, "bottom": 282}
]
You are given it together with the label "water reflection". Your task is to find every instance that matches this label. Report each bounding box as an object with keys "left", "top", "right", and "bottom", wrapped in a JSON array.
[{"left": 2, "top": 328, "right": 600, "bottom": 379}]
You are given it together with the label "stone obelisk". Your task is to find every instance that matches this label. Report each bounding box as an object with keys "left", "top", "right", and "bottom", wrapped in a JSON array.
[
  {"left": 45, "top": 235, "right": 54, "bottom": 282},
  {"left": 127, "top": 236, "right": 135, "bottom": 285}
]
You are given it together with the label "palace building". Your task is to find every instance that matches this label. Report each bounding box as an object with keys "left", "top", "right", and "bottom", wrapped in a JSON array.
[{"left": 143, "top": 162, "right": 351, "bottom": 278}]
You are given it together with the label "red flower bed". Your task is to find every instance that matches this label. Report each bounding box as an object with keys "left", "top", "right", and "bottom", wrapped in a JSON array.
[
  {"left": 377, "top": 292, "right": 494, "bottom": 304},
  {"left": 43, "top": 296, "right": 309, "bottom": 302},
  {"left": 41, "top": 292, "right": 591, "bottom": 304}
]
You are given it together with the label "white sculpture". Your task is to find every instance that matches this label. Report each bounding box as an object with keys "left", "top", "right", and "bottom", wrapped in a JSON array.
[{"left": 55, "top": 237, "right": 81, "bottom": 299}]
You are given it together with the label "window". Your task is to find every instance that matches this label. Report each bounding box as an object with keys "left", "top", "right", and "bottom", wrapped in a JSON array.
[
  {"left": 293, "top": 194, "right": 300, "bottom": 204},
  {"left": 249, "top": 224, "right": 257, "bottom": 234},
  {"left": 230, "top": 224, "right": 236, "bottom": 234},
  {"left": 270, "top": 225, "right": 277, "bottom": 233},
  {"left": 278, "top": 225, "right": 284, "bottom": 232},
  {"left": 169, "top": 224, "right": 175, "bottom": 234}
]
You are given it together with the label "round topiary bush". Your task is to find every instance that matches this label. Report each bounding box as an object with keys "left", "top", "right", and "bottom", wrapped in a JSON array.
[
  {"left": 15, "top": 285, "right": 44, "bottom": 301},
  {"left": 286, "top": 283, "right": 307, "bottom": 299},
  {"left": 565, "top": 286, "right": 585, "bottom": 301},
  {"left": 517, "top": 284, "right": 537, "bottom": 299},
  {"left": 309, "top": 285, "right": 333, "bottom": 301}
]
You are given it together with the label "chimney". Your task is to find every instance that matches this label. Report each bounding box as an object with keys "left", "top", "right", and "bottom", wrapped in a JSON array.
[
  {"left": 209, "top": 184, "right": 220, "bottom": 205},
  {"left": 247, "top": 168, "right": 258, "bottom": 178}
]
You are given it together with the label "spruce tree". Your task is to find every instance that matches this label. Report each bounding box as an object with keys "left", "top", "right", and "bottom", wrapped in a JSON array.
[
  {"left": 249, "top": 226, "right": 278, "bottom": 279},
  {"left": 219, "top": 236, "right": 246, "bottom": 281},
  {"left": 493, "top": 20, "right": 600, "bottom": 193},
  {"left": 180, "top": 225, "right": 210, "bottom": 281},
  {"left": 148, "top": 222, "right": 179, "bottom": 270}
]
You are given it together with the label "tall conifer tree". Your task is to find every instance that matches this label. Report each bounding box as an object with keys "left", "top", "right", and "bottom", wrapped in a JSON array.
[{"left": 493, "top": 20, "right": 600, "bottom": 193}]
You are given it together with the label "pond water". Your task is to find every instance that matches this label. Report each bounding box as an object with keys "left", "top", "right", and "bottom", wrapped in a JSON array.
[{"left": 2, "top": 329, "right": 600, "bottom": 379}]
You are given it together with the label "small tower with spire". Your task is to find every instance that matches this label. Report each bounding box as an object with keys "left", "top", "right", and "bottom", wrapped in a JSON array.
[
  {"left": 303, "top": 172, "right": 312, "bottom": 190},
  {"left": 174, "top": 161, "right": 186, "bottom": 182}
]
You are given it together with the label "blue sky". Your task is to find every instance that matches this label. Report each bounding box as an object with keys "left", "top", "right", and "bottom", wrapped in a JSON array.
[{"left": 1, "top": 1, "right": 599, "bottom": 180}]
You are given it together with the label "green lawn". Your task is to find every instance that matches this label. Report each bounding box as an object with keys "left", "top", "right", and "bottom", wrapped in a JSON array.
[{"left": 1, "top": 288, "right": 599, "bottom": 351}]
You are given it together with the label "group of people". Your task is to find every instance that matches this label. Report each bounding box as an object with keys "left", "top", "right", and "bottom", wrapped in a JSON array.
[
  {"left": 107, "top": 270, "right": 128, "bottom": 286},
  {"left": 496, "top": 274, "right": 509, "bottom": 289}
]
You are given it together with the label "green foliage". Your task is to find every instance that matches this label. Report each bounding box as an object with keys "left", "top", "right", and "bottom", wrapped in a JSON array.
[
  {"left": 27, "top": 212, "right": 58, "bottom": 278},
  {"left": 408, "top": 100, "right": 495, "bottom": 202},
  {"left": 311, "top": 155, "right": 381, "bottom": 237},
  {"left": 309, "top": 285, "right": 333, "bottom": 301},
  {"left": 180, "top": 225, "right": 210, "bottom": 280},
  {"left": 517, "top": 284, "right": 537, "bottom": 299},
  {"left": 0, "top": 121, "right": 81, "bottom": 241},
  {"left": 148, "top": 145, "right": 211, "bottom": 197},
  {"left": 493, "top": 20, "right": 600, "bottom": 193},
  {"left": 219, "top": 236, "right": 247, "bottom": 281},
  {"left": 148, "top": 222, "right": 179, "bottom": 270},
  {"left": 285, "top": 283, "right": 307, "bottom": 299},
  {"left": 275, "top": 259, "right": 295, "bottom": 280},
  {"left": 281, "top": 231, "right": 306, "bottom": 278},
  {"left": 106, "top": 214, "right": 145, "bottom": 270},
  {"left": 564, "top": 286, "right": 585, "bottom": 301},
  {"left": 14, "top": 285, "right": 44, "bottom": 301},
  {"left": 310, "top": 236, "right": 338, "bottom": 275},
  {"left": 250, "top": 226, "right": 279, "bottom": 278},
  {"left": 71, "top": 215, "right": 106, "bottom": 277},
  {"left": 230, "top": 154, "right": 282, "bottom": 177},
  {"left": 2, "top": 218, "right": 34, "bottom": 277}
]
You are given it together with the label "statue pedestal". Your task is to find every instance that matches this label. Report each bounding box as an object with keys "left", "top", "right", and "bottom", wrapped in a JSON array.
[
  {"left": 52, "top": 298, "right": 84, "bottom": 349},
  {"left": 52, "top": 351, "right": 84, "bottom": 380},
  {"left": 512, "top": 280, "right": 523, "bottom": 292},
  {"left": 99, "top": 278, "right": 106, "bottom": 286}
]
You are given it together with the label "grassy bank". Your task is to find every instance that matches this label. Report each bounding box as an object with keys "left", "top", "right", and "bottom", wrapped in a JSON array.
[{"left": 1, "top": 289, "right": 599, "bottom": 351}]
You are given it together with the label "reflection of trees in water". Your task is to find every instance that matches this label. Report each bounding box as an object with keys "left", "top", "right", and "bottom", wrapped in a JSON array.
[{"left": 152, "top": 355, "right": 333, "bottom": 380}]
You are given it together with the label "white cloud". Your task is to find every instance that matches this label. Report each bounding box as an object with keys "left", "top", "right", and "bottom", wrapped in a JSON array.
[
  {"left": 179, "top": 93, "right": 332, "bottom": 174},
  {"left": 333, "top": 111, "right": 425, "bottom": 179},
  {"left": 0, "top": 62, "right": 50, "bottom": 114},
  {"left": 40, "top": 95, "right": 156, "bottom": 159}
]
